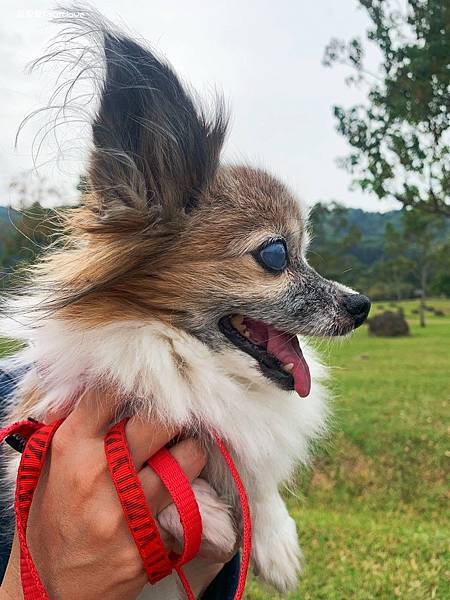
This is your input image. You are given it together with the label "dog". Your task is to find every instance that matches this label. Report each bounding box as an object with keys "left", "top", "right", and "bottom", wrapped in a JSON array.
[{"left": 1, "top": 8, "right": 370, "bottom": 598}]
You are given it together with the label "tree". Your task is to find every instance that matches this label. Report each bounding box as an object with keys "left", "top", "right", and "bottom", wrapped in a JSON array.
[
  {"left": 76, "top": 175, "right": 89, "bottom": 196},
  {"left": 1, "top": 203, "right": 56, "bottom": 276},
  {"left": 1, "top": 174, "right": 67, "bottom": 288},
  {"left": 308, "top": 202, "right": 364, "bottom": 289},
  {"left": 402, "top": 208, "right": 444, "bottom": 326},
  {"left": 382, "top": 222, "right": 412, "bottom": 300},
  {"left": 8, "top": 172, "right": 62, "bottom": 210},
  {"left": 324, "top": 0, "right": 450, "bottom": 217},
  {"left": 430, "top": 241, "right": 450, "bottom": 296}
]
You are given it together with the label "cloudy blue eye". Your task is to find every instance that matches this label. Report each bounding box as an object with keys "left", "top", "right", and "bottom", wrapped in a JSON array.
[{"left": 258, "top": 240, "right": 288, "bottom": 273}]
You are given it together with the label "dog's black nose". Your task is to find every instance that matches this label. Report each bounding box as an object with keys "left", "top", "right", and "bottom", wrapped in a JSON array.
[{"left": 343, "top": 293, "right": 371, "bottom": 328}]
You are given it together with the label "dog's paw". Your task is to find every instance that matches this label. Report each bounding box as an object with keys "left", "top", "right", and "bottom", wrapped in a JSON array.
[
  {"left": 158, "top": 478, "right": 236, "bottom": 562},
  {"left": 252, "top": 514, "right": 302, "bottom": 593}
]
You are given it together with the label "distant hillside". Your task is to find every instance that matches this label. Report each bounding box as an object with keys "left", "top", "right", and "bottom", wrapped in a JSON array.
[
  {"left": 345, "top": 208, "right": 402, "bottom": 237},
  {"left": 310, "top": 204, "right": 448, "bottom": 267},
  {"left": 0, "top": 206, "right": 20, "bottom": 253},
  {"left": 0, "top": 206, "right": 19, "bottom": 224},
  {"left": 0, "top": 204, "right": 51, "bottom": 276},
  {"left": 308, "top": 202, "right": 450, "bottom": 299},
  {"left": 344, "top": 208, "right": 401, "bottom": 266}
]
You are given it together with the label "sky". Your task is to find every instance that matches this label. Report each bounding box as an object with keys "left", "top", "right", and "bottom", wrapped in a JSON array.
[{"left": 0, "top": 0, "right": 400, "bottom": 212}]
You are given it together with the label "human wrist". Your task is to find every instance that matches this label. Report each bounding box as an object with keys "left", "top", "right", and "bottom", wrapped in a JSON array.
[
  {"left": 1, "top": 535, "right": 23, "bottom": 600},
  {"left": 0, "top": 584, "right": 20, "bottom": 600},
  {"left": 0, "top": 572, "right": 23, "bottom": 600}
]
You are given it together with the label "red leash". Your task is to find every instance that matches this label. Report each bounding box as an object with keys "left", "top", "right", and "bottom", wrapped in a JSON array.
[{"left": 0, "top": 418, "right": 252, "bottom": 600}]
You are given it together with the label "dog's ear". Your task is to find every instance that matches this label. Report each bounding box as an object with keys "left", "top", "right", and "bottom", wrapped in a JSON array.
[{"left": 89, "top": 31, "right": 227, "bottom": 222}]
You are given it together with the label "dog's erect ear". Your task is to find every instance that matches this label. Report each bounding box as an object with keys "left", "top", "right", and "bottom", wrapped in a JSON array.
[{"left": 89, "top": 31, "right": 227, "bottom": 221}]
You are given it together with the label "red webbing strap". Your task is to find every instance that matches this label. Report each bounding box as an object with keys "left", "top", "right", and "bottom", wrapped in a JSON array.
[
  {"left": 213, "top": 433, "right": 252, "bottom": 600},
  {"left": 104, "top": 420, "right": 173, "bottom": 583},
  {"left": 148, "top": 448, "right": 202, "bottom": 600},
  {"left": 0, "top": 418, "right": 252, "bottom": 600},
  {"left": 0, "top": 420, "right": 41, "bottom": 446},
  {"left": 148, "top": 447, "right": 202, "bottom": 567},
  {"left": 15, "top": 420, "right": 64, "bottom": 600}
]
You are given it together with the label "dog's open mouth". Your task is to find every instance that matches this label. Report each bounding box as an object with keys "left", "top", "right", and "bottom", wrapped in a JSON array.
[{"left": 219, "top": 315, "right": 311, "bottom": 397}]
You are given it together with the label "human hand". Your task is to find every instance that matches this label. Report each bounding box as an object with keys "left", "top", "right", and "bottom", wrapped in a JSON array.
[{"left": 0, "top": 390, "right": 225, "bottom": 600}]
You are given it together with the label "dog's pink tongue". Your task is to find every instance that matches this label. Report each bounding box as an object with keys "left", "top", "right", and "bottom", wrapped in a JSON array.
[{"left": 266, "top": 326, "right": 311, "bottom": 397}]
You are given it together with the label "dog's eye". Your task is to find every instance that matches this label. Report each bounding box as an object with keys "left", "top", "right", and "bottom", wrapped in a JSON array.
[{"left": 258, "top": 240, "right": 287, "bottom": 273}]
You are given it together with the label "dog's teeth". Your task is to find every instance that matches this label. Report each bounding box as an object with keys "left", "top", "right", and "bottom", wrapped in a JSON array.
[
  {"left": 231, "top": 314, "right": 244, "bottom": 327},
  {"left": 283, "top": 363, "right": 294, "bottom": 373}
]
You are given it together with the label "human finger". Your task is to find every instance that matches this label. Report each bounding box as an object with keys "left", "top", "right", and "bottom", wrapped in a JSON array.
[
  {"left": 139, "top": 438, "right": 207, "bottom": 513},
  {"left": 58, "top": 388, "right": 117, "bottom": 440}
]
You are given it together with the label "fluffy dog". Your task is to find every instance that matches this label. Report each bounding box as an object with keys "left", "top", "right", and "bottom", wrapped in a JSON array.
[{"left": 2, "top": 8, "right": 370, "bottom": 598}]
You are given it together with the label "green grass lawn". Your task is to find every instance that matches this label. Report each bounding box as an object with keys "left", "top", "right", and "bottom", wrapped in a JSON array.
[
  {"left": 1, "top": 299, "right": 448, "bottom": 598},
  {"left": 247, "top": 298, "right": 449, "bottom": 599}
]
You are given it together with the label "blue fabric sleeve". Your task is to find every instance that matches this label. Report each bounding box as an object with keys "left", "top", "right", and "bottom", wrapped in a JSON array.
[
  {"left": 0, "top": 366, "right": 18, "bottom": 583},
  {"left": 201, "top": 552, "right": 240, "bottom": 599}
]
